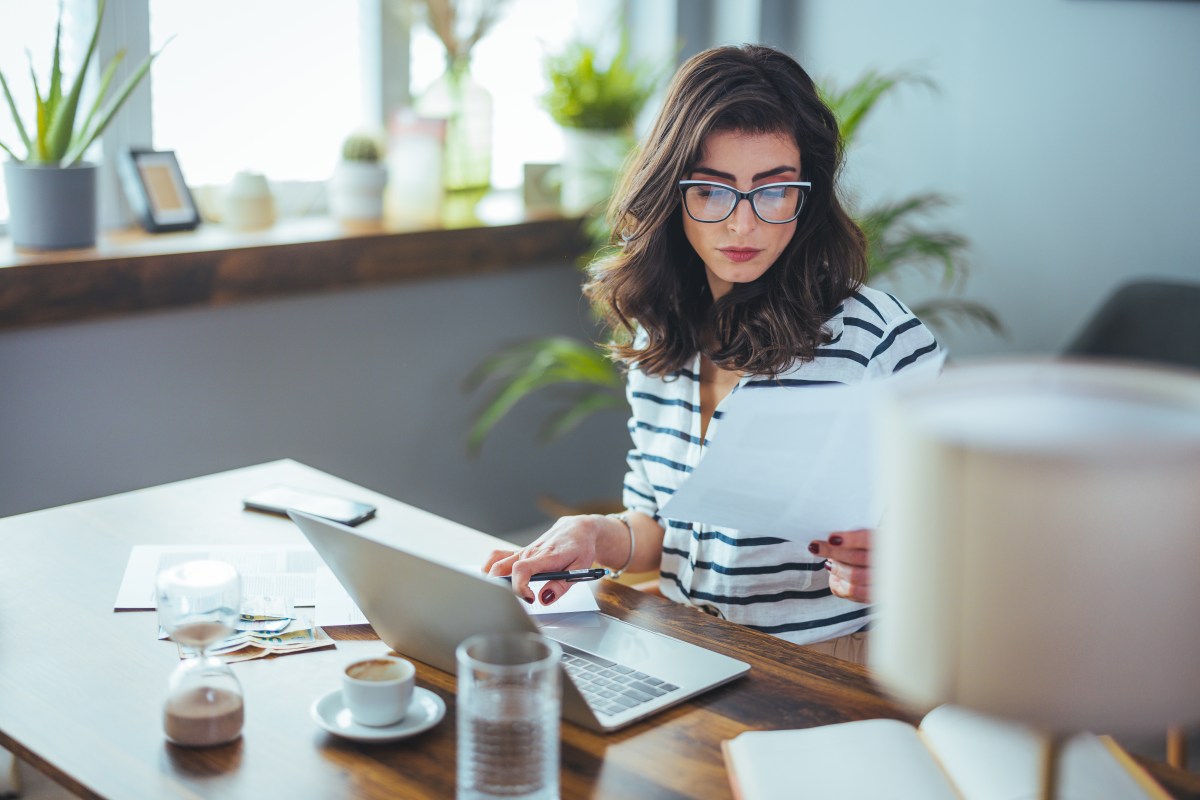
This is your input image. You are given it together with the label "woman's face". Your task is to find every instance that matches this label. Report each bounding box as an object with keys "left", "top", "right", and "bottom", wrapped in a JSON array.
[{"left": 681, "top": 129, "right": 801, "bottom": 301}]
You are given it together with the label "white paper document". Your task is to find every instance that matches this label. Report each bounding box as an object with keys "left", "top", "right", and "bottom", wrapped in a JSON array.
[
  {"left": 315, "top": 566, "right": 370, "bottom": 626},
  {"left": 660, "top": 355, "right": 944, "bottom": 541},
  {"left": 313, "top": 565, "right": 601, "bottom": 627},
  {"left": 114, "top": 544, "right": 322, "bottom": 610}
]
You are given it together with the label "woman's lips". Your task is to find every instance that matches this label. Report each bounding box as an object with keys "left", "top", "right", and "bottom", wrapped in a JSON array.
[{"left": 719, "top": 248, "right": 762, "bottom": 263}]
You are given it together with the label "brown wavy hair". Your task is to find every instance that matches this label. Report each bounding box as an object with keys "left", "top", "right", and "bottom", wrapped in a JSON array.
[{"left": 584, "top": 44, "right": 867, "bottom": 377}]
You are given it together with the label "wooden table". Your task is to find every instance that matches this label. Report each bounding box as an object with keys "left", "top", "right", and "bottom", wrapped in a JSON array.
[{"left": 1, "top": 460, "right": 1196, "bottom": 799}]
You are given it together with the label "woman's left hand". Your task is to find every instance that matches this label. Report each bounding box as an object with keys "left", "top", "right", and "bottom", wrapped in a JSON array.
[{"left": 809, "top": 529, "right": 872, "bottom": 603}]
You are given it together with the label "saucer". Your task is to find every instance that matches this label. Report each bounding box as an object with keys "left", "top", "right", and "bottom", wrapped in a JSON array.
[{"left": 310, "top": 686, "right": 446, "bottom": 742}]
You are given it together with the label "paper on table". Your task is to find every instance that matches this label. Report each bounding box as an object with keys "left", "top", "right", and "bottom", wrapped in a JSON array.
[
  {"left": 660, "top": 353, "right": 944, "bottom": 541},
  {"left": 315, "top": 567, "right": 369, "bottom": 626},
  {"left": 114, "top": 544, "right": 322, "bottom": 609},
  {"left": 526, "top": 578, "right": 600, "bottom": 616},
  {"left": 454, "top": 564, "right": 601, "bottom": 615},
  {"left": 313, "top": 565, "right": 600, "bottom": 627}
]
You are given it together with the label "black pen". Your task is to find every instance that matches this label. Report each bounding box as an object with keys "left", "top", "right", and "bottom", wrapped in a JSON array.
[{"left": 499, "top": 568, "right": 609, "bottom": 583}]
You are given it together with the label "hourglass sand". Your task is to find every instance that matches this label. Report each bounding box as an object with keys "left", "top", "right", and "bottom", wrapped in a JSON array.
[{"left": 156, "top": 560, "right": 245, "bottom": 747}]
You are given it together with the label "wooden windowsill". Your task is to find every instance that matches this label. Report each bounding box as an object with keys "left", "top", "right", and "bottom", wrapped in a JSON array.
[{"left": 0, "top": 209, "right": 588, "bottom": 332}]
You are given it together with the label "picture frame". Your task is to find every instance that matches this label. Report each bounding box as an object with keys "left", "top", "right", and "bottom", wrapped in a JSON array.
[{"left": 117, "top": 148, "right": 201, "bottom": 233}]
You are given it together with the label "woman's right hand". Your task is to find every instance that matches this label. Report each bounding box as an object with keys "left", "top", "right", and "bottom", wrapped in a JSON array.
[{"left": 482, "top": 514, "right": 611, "bottom": 608}]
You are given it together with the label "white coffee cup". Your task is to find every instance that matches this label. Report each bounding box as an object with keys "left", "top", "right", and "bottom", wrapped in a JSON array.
[{"left": 341, "top": 655, "right": 415, "bottom": 727}]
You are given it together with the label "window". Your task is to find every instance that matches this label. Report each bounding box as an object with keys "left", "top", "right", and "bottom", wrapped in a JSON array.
[
  {"left": 148, "top": 0, "right": 366, "bottom": 187},
  {"left": 1, "top": 0, "right": 626, "bottom": 226}
]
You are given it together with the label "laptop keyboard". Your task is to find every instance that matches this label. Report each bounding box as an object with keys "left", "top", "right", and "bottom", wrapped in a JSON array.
[{"left": 558, "top": 642, "right": 679, "bottom": 718}]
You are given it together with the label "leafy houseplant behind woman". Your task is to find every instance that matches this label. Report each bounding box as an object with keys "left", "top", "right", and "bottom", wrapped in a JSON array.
[
  {"left": 0, "top": 0, "right": 165, "bottom": 250},
  {"left": 543, "top": 36, "right": 657, "bottom": 216}
]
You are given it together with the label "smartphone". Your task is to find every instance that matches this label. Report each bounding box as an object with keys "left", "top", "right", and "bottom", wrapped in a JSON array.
[{"left": 243, "top": 485, "right": 376, "bottom": 527}]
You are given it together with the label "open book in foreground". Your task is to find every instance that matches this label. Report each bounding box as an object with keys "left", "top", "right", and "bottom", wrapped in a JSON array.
[{"left": 723, "top": 705, "right": 1170, "bottom": 800}]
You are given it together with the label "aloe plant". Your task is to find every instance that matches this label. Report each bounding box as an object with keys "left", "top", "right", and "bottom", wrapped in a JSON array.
[
  {"left": 465, "top": 68, "right": 1003, "bottom": 452},
  {"left": 0, "top": 0, "right": 167, "bottom": 167}
]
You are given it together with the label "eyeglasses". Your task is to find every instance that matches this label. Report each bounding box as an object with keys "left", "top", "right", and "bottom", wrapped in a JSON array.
[{"left": 678, "top": 180, "right": 811, "bottom": 224}]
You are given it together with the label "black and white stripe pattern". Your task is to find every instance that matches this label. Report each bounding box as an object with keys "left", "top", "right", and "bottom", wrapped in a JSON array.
[{"left": 621, "top": 285, "right": 941, "bottom": 645}]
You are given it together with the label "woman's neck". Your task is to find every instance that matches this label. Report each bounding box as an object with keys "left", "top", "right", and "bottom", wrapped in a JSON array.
[{"left": 699, "top": 354, "right": 741, "bottom": 440}]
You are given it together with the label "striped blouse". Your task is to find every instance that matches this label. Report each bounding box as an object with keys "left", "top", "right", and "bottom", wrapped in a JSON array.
[{"left": 620, "top": 285, "right": 942, "bottom": 645}]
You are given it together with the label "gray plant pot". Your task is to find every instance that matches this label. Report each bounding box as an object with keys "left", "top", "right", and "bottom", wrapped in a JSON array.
[{"left": 3, "top": 161, "right": 98, "bottom": 251}]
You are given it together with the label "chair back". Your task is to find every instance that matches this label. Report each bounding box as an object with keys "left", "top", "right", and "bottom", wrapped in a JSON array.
[{"left": 1064, "top": 279, "right": 1200, "bottom": 371}]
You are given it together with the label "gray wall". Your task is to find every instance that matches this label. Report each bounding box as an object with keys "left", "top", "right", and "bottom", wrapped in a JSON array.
[
  {"left": 795, "top": 0, "right": 1200, "bottom": 358},
  {"left": 0, "top": 266, "right": 630, "bottom": 536}
]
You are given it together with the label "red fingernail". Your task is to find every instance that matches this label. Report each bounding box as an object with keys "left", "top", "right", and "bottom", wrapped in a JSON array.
[
  {"left": 823, "top": 560, "right": 832, "bottom": 570},
  {"left": 540, "top": 588, "right": 556, "bottom": 605},
  {"left": 807, "top": 542, "right": 820, "bottom": 555},
  {"left": 829, "top": 535, "right": 843, "bottom": 546},
  {"left": 522, "top": 595, "right": 533, "bottom": 605}
]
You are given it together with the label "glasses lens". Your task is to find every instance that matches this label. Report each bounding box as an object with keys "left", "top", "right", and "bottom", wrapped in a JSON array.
[
  {"left": 752, "top": 185, "right": 805, "bottom": 223},
  {"left": 683, "top": 184, "right": 737, "bottom": 222}
]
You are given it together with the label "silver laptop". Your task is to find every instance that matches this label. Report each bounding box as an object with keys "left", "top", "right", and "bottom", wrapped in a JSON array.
[{"left": 289, "top": 510, "right": 749, "bottom": 732}]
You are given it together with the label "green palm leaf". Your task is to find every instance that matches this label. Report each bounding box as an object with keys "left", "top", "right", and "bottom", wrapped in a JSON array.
[
  {"left": 542, "top": 389, "right": 628, "bottom": 442},
  {"left": 820, "top": 70, "right": 934, "bottom": 149},
  {"left": 862, "top": 195, "right": 963, "bottom": 281},
  {"left": 912, "top": 298, "right": 1005, "bottom": 336},
  {"left": 465, "top": 336, "right": 624, "bottom": 453}
]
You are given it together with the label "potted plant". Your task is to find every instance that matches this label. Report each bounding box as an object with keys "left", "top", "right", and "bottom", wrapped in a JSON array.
[
  {"left": 819, "top": 70, "right": 1001, "bottom": 333},
  {"left": 542, "top": 35, "right": 657, "bottom": 216},
  {"left": 464, "top": 69, "right": 1004, "bottom": 453},
  {"left": 329, "top": 133, "right": 388, "bottom": 224},
  {"left": 0, "top": 0, "right": 165, "bottom": 250}
]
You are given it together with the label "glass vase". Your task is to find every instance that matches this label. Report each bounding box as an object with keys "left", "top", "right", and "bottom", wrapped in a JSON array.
[{"left": 416, "top": 56, "right": 493, "bottom": 197}]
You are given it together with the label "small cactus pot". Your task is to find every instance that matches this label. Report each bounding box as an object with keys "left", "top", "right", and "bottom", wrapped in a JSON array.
[{"left": 329, "top": 161, "right": 387, "bottom": 222}]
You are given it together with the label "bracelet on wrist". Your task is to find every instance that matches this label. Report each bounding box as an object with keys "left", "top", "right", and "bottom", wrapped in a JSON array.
[{"left": 606, "top": 513, "right": 636, "bottom": 579}]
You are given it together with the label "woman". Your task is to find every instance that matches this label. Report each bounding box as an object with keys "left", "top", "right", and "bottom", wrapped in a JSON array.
[{"left": 484, "top": 44, "right": 938, "bottom": 663}]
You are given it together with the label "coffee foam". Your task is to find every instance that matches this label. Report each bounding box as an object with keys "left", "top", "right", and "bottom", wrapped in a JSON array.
[{"left": 346, "top": 658, "right": 406, "bottom": 682}]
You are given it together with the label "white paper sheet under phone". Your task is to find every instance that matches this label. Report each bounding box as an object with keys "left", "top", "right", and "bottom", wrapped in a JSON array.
[
  {"left": 660, "top": 352, "right": 945, "bottom": 540},
  {"left": 290, "top": 510, "right": 749, "bottom": 732}
]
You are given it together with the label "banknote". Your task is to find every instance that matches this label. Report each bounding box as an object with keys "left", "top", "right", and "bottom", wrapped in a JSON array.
[{"left": 175, "top": 617, "right": 333, "bottom": 661}]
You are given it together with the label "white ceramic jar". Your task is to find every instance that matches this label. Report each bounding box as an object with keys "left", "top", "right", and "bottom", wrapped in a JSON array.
[{"left": 222, "top": 171, "right": 276, "bottom": 231}]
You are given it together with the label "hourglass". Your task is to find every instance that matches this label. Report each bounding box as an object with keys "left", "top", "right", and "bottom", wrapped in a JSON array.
[{"left": 156, "top": 560, "right": 245, "bottom": 747}]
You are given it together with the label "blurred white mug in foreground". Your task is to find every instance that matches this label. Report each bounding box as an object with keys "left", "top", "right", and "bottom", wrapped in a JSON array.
[{"left": 873, "top": 358, "right": 1200, "bottom": 737}]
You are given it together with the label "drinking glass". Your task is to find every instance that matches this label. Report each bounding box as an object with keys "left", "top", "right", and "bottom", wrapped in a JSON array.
[
  {"left": 456, "top": 632, "right": 561, "bottom": 800},
  {"left": 156, "top": 560, "right": 245, "bottom": 747}
]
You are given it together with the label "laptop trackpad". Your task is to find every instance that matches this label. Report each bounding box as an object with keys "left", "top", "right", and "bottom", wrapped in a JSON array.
[{"left": 539, "top": 612, "right": 719, "bottom": 685}]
